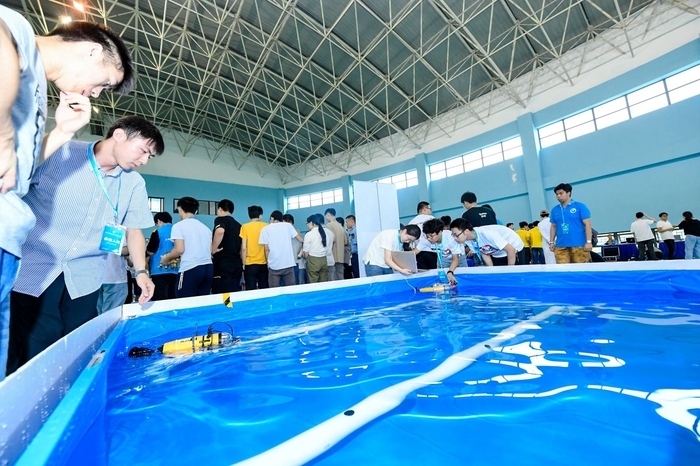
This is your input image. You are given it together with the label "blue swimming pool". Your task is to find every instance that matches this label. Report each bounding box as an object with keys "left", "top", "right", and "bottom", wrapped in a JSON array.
[{"left": 6, "top": 263, "right": 700, "bottom": 466}]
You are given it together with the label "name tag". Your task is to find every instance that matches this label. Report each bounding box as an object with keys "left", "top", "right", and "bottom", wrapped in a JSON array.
[{"left": 99, "top": 224, "right": 126, "bottom": 255}]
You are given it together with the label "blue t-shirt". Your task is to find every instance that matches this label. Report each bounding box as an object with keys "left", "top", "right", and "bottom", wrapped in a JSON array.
[{"left": 550, "top": 200, "right": 591, "bottom": 247}]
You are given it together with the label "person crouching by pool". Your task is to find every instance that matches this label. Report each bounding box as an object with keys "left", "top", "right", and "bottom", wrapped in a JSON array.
[
  {"left": 302, "top": 215, "right": 329, "bottom": 283},
  {"left": 450, "top": 219, "right": 524, "bottom": 266},
  {"left": 417, "top": 219, "right": 460, "bottom": 285},
  {"left": 363, "top": 225, "right": 421, "bottom": 277}
]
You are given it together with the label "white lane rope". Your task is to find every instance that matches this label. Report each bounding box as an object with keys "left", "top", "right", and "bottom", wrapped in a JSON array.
[{"left": 233, "top": 305, "right": 566, "bottom": 466}]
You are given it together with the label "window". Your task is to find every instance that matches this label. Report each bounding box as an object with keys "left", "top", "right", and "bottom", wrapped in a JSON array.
[
  {"left": 148, "top": 197, "right": 164, "bottom": 213},
  {"left": 286, "top": 188, "right": 343, "bottom": 211},
  {"left": 538, "top": 63, "right": 700, "bottom": 148},
  {"left": 429, "top": 137, "right": 522, "bottom": 181},
  {"left": 375, "top": 170, "right": 418, "bottom": 189}
]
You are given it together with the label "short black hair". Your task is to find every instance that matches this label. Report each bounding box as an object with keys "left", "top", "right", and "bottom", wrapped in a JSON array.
[
  {"left": 336, "top": 217, "right": 345, "bottom": 227},
  {"left": 440, "top": 215, "right": 451, "bottom": 226},
  {"left": 506, "top": 222, "right": 514, "bottom": 228},
  {"left": 460, "top": 192, "right": 477, "bottom": 204},
  {"left": 47, "top": 21, "right": 134, "bottom": 94},
  {"left": 417, "top": 201, "right": 430, "bottom": 213},
  {"left": 554, "top": 183, "right": 572, "bottom": 194},
  {"left": 683, "top": 211, "right": 693, "bottom": 220},
  {"left": 403, "top": 224, "right": 421, "bottom": 239},
  {"left": 248, "top": 205, "right": 263, "bottom": 219},
  {"left": 218, "top": 199, "right": 234, "bottom": 213},
  {"left": 659, "top": 212, "right": 668, "bottom": 217},
  {"left": 283, "top": 214, "right": 295, "bottom": 224},
  {"left": 636, "top": 212, "right": 644, "bottom": 219},
  {"left": 422, "top": 218, "right": 445, "bottom": 235},
  {"left": 154, "top": 211, "right": 172, "bottom": 224},
  {"left": 324, "top": 208, "right": 336, "bottom": 216},
  {"left": 106, "top": 116, "right": 165, "bottom": 155},
  {"left": 450, "top": 218, "right": 473, "bottom": 231},
  {"left": 270, "top": 210, "right": 283, "bottom": 222},
  {"left": 532, "top": 221, "right": 539, "bottom": 227},
  {"left": 177, "top": 197, "right": 199, "bottom": 214},
  {"left": 346, "top": 214, "right": 355, "bottom": 221},
  {"left": 519, "top": 221, "right": 528, "bottom": 228}
]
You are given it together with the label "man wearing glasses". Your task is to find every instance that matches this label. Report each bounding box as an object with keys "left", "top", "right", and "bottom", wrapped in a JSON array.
[
  {"left": 417, "top": 219, "right": 462, "bottom": 284},
  {"left": 450, "top": 219, "right": 524, "bottom": 266}
]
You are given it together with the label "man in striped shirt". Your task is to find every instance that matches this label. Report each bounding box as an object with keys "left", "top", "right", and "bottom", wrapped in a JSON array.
[{"left": 6, "top": 116, "right": 163, "bottom": 374}]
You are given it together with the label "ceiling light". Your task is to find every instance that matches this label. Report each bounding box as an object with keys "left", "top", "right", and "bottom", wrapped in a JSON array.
[
  {"left": 93, "top": 107, "right": 100, "bottom": 114},
  {"left": 73, "top": 2, "right": 84, "bottom": 13},
  {"left": 59, "top": 15, "right": 72, "bottom": 24}
]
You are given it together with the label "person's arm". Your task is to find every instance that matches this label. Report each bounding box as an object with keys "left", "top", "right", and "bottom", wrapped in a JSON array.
[
  {"left": 549, "top": 223, "right": 557, "bottom": 251},
  {"left": 0, "top": 19, "right": 20, "bottom": 194},
  {"left": 657, "top": 222, "right": 673, "bottom": 233},
  {"left": 446, "top": 254, "right": 459, "bottom": 284},
  {"left": 126, "top": 229, "right": 154, "bottom": 304},
  {"left": 294, "top": 232, "right": 303, "bottom": 243},
  {"left": 161, "top": 239, "right": 185, "bottom": 264},
  {"left": 146, "top": 229, "right": 159, "bottom": 257},
  {"left": 39, "top": 92, "right": 91, "bottom": 164},
  {"left": 263, "top": 244, "right": 270, "bottom": 261},
  {"left": 211, "top": 227, "right": 224, "bottom": 255},
  {"left": 583, "top": 218, "right": 593, "bottom": 252},
  {"left": 644, "top": 213, "right": 657, "bottom": 223},
  {"left": 481, "top": 254, "right": 494, "bottom": 266},
  {"left": 240, "top": 238, "right": 247, "bottom": 263},
  {"left": 504, "top": 244, "right": 517, "bottom": 265},
  {"left": 383, "top": 248, "right": 412, "bottom": 275}
]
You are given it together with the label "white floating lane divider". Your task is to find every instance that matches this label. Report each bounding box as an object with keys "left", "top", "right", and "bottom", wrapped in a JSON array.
[{"left": 234, "top": 305, "right": 566, "bottom": 466}]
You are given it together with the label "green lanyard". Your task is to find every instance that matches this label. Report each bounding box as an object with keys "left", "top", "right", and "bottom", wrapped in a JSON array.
[{"left": 88, "top": 143, "right": 121, "bottom": 223}]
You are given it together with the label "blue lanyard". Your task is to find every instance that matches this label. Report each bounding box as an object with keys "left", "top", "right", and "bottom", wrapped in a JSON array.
[
  {"left": 88, "top": 143, "right": 121, "bottom": 223},
  {"left": 434, "top": 235, "right": 444, "bottom": 268},
  {"left": 559, "top": 200, "right": 574, "bottom": 220},
  {"left": 472, "top": 229, "right": 483, "bottom": 263}
]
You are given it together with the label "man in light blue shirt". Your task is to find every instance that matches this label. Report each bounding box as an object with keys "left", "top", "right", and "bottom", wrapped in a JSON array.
[
  {"left": 549, "top": 183, "right": 593, "bottom": 264},
  {"left": 7, "top": 116, "right": 163, "bottom": 375},
  {"left": 0, "top": 7, "right": 134, "bottom": 379},
  {"left": 346, "top": 215, "right": 359, "bottom": 278}
]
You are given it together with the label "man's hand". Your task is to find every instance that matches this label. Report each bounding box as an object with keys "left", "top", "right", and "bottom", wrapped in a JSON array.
[
  {"left": 136, "top": 273, "right": 155, "bottom": 305},
  {"left": 55, "top": 92, "right": 91, "bottom": 135},
  {"left": 549, "top": 243, "right": 556, "bottom": 251},
  {"left": 583, "top": 243, "right": 593, "bottom": 252}
]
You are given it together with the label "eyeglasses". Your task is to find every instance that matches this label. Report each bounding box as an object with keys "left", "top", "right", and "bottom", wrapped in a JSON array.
[
  {"left": 426, "top": 233, "right": 439, "bottom": 240},
  {"left": 454, "top": 230, "right": 466, "bottom": 239}
]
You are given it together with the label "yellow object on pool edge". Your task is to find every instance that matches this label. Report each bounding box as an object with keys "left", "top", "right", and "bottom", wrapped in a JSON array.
[
  {"left": 418, "top": 284, "right": 456, "bottom": 293},
  {"left": 160, "top": 332, "right": 232, "bottom": 354}
]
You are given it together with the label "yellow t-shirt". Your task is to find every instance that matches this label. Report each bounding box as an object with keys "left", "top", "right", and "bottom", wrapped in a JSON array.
[
  {"left": 240, "top": 221, "right": 269, "bottom": 265},
  {"left": 529, "top": 227, "right": 543, "bottom": 248},
  {"left": 515, "top": 229, "right": 531, "bottom": 247}
]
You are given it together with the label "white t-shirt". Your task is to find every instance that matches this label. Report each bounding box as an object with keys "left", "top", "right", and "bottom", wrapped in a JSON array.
[
  {"left": 416, "top": 232, "right": 463, "bottom": 265},
  {"left": 631, "top": 219, "right": 655, "bottom": 242},
  {"left": 467, "top": 225, "right": 524, "bottom": 258},
  {"left": 170, "top": 217, "right": 213, "bottom": 272},
  {"left": 656, "top": 220, "right": 675, "bottom": 241},
  {"left": 363, "top": 229, "right": 400, "bottom": 267},
  {"left": 303, "top": 227, "right": 327, "bottom": 257},
  {"left": 259, "top": 222, "right": 298, "bottom": 270},
  {"left": 409, "top": 214, "right": 434, "bottom": 252},
  {"left": 538, "top": 218, "right": 552, "bottom": 243},
  {"left": 324, "top": 227, "right": 335, "bottom": 266}
]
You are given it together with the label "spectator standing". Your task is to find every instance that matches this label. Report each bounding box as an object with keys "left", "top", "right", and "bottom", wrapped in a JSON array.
[
  {"left": 549, "top": 183, "right": 593, "bottom": 264},
  {"left": 460, "top": 192, "right": 497, "bottom": 226},
  {"left": 529, "top": 222, "right": 545, "bottom": 265},
  {"left": 303, "top": 215, "right": 329, "bottom": 283},
  {"left": 656, "top": 212, "right": 676, "bottom": 259},
  {"left": 259, "top": 210, "right": 303, "bottom": 287},
  {"left": 515, "top": 222, "right": 531, "bottom": 265},
  {"left": 8, "top": 116, "right": 161, "bottom": 374},
  {"left": 147, "top": 212, "right": 179, "bottom": 301},
  {"left": 346, "top": 215, "right": 359, "bottom": 279},
  {"left": 630, "top": 212, "right": 657, "bottom": 261},
  {"left": 240, "top": 206, "right": 269, "bottom": 290},
  {"left": 324, "top": 208, "right": 347, "bottom": 281},
  {"left": 409, "top": 201, "right": 437, "bottom": 269},
  {"left": 0, "top": 10, "right": 134, "bottom": 381},
  {"left": 211, "top": 199, "right": 243, "bottom": 293},
  {"left": 161, "top": 197, "right": 213, "bottom": 298},
  {"left": 678, "top": 211, "right": 700, "bottom": 260},
  {"left": 283, "top": 214, "right": 305, "bottom": 285},
  {"left": 337, "top": 217, "right": 353, "bottom": 279},
  {"left": 538, "top": 210, "right": 556, "bottom": 264}
]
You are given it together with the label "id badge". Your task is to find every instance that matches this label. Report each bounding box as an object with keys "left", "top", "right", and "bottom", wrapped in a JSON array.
[
  {"left": 99, "top": 224, "right": 126, "bottom": 255},
  {"left": 562, "top": 223, "right": 570, "bottom": 235}
]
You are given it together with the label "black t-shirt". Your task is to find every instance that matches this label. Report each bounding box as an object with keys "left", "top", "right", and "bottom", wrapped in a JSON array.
[
  {"left": 213, "top": 215, "right": 242, "bottom": 264},
  {"left": 146, "top": 229, "right": 159, "bottom": 254},
  {"left": 679, "top": 218, "right": 700, "bottom": 236},
  {"left": 462, "top": 206, "right": 497, "bottom": 227}
]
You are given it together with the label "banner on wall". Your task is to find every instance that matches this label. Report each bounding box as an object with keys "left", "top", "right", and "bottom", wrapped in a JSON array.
[{"left": 352, "top": 181, "right": 400, "bottom": 278}]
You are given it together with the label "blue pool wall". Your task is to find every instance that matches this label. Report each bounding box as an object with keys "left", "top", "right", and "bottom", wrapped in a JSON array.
[{"left": 10, "top": 264, "right": 700, "bottom": 466}]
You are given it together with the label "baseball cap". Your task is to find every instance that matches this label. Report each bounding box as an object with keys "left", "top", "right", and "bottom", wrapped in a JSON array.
[{"left": 539, "top": 209, "right": 549, "bottom": 216}]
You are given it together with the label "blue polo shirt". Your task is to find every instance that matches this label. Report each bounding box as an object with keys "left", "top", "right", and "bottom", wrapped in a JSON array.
[{"left": 550, "top": 200, "right": 591, "bottom": 247}]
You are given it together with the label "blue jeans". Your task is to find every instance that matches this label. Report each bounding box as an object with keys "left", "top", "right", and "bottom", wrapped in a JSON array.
[
  {"left": 365, "top": 263, "right": 393, "bottom": 277},
  {"left": 531, "top": 248, "right": 545, "bottom": 264},
  {"left": 1, "top": 249, "right": 20, "bottom": 380},
  {"left": 685, "top": 234, "right": 700, "bottom": 260}
]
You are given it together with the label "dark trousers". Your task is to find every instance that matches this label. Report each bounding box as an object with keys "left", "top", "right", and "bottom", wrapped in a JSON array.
[
  {"left": 175, "top": 264, "right": 214, "bottom": 298},
  {"left": 151, "top": 273, "right": 177, "bottom": 301},
  {"left": 212, "top": 258, "right": 242, "bottom": 293},
  {"left": 351, "top": 253, "right": 359, "bottom": 279},
  {"left": 531, "top": 248, "right": 545, "bottom": 264},
  {"left": 663, "top": 239, "right": 675, "bottom": 259},
  {"left": 7, "top": 274, "right": 99, "bottom": 375},
  {"left": 517, "top": 248, "right": 531, "bottom": 265},
  {"left": 244, "top": 264, "right": 269, "bottom": 290},
  {"left": 637, "top": 239, "right": 657, "bottom": 261},
  {"left": 269, "top": 266, "right": 296, "bottom": 287}
]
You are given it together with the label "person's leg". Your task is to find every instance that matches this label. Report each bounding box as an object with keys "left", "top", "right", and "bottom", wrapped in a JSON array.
[
  {"left": 318, "top": 264, "right": 329, "bottom": 282},
  {"left": 554, "top": 247, "right": 571, "bottom": 264},
  {"left": 151, "top": 275, "right": 170, "bottom": 301},
  {"left": 351, "top": 253, "right": 359, "bottom": 278},
  {"left": 244, "top": 265, "right": 258, "bottom": 290},
  {"left": 637, "top": 242, "right": 646, "bottom": 261},
  {"left": 685, "top": 236, "right": 694, "bottom": 260},
  {"left": 648, "top": 240, "right": 658, "bottom": 260},
  {"left": 60, "top": 287, "right": 100, "bottom": 335},
  {"left": 0, "top": 250, "right": 20, "bottom": 380},
  {"left": 175, "top": 270, "right": 193, "bottom": 298},
  {"left": 306, "top": 257, "right": 321, "bottom": 283},
  {"left": 334, "top": 263, "right": 345, "bottom": 280},
  {"left": 327, "top": 263, "right": 336, "bottom": 281},
  {"left": 257, "top": 265, "right": 269, "bottom": 289},
  {"left": 664, "top": 239, "right": 675, "bottom": 260},
  {"left": 268, "top": 268, "right": 282, "bottom": 288},
  {"left": 692, "top": 235, "right": 700, "bottom": 259},
  {"left": 198, "top": 264, "right": 214, "bottom": 296},
  {"left": 516, "top": 249, "right": 526, "bottom": 265},
  {"left": 571, "top": 247, "right": 591, "bottom": 263},
  {"left": 97, "top": 283, "right": 128, "bottom": 314},
  {"left": 280, "top": 267, "right": 296, "bottom": 286}
]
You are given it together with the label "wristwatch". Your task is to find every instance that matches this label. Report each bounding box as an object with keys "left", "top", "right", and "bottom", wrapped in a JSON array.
[
  {"left": 447, "top": 270, "right": 454, "bottom": 275},
  {"left": 134, "top": 269, "right": 149, "bottom": 278},
  {"left": 586, "top": 240, "right": 592, "bottom": 244}
]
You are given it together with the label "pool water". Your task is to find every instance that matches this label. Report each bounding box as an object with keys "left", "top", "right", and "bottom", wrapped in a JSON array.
[{"left": 105, "top": 286, "right": 700, "bottom": 465}]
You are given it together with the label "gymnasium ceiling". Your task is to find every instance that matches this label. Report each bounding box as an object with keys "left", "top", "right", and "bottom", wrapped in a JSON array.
[{"left": 6, "top": 0, "right": 700, "bottom": 183}]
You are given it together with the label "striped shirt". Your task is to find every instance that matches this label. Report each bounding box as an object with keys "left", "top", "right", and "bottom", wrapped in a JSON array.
[{"left": 13, "top": 141, "right": 154, "bottom": 298}]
